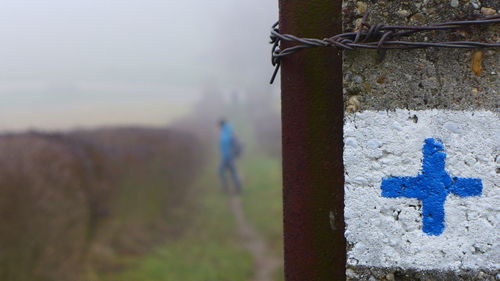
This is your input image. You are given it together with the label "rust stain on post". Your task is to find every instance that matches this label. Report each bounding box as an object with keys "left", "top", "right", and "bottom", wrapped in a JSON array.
[{"left": 279, "top": 0, "right": 346, "bottom": 280}]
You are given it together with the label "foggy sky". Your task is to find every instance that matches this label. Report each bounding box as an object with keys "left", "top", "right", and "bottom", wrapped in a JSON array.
[{"left": 0, "top": 0, "right": 278, "bottom": 130}]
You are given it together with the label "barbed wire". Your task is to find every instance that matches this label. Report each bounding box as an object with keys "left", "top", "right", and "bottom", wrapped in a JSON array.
[{"left": 270, "top": 14, "right": 500, "bottom": 84}]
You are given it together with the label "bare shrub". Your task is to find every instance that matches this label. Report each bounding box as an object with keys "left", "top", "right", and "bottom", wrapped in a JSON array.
[
  {"left": 0, "top": 127, "right": 207, "bottom": 281},
  {"left": 0, "top": 134, "right": 92, "bottom": 281}
]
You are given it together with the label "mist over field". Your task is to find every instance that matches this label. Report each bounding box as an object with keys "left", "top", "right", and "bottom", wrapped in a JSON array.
[
  {"left": 0, "top": 0, "right": 278, "bottom": 131},
  {"left": 0, "top": 1, "right": 283, "bottom": 281}
]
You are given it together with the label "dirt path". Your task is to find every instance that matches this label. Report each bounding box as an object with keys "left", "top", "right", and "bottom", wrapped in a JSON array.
[{"left": 229, "top": 194, "right": 281, "bottom": 281}]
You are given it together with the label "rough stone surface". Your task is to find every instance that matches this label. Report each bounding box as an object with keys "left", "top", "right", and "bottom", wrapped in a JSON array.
[
  {"left": 343, "top": 111, "right": 499, "bottom": 280},
  {"left": 344, "top": 110, "right": 499, "bottom": 269},
  {"left": 346, "top": 266, "right": 499, "bottom": 281},
  {"left": 342, "top": 1, "right": 499, "bottom": 279},
  {"left": 342, "top": 0, "right": 500, "bottom": 112}
]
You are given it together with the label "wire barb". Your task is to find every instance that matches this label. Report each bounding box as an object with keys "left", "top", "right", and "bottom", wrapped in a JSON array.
[{"left": 270, "top": 14, "right": 500, "bottom": 84}]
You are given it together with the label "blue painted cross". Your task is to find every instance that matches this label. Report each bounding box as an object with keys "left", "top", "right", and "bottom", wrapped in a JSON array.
[{"left": 381, "top": 138, "right": 482, "bottom": 236}]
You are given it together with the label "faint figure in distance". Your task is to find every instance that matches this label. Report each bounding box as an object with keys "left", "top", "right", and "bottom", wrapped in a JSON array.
[{"left": 218, "top": 118, "right": 242, "bottom": 194}]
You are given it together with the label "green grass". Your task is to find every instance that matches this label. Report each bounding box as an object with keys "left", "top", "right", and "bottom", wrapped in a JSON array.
[
  {"left": 96, "top": 153, "right": 285, "bottom": 281},
  {"left": 240, "top": 154, "right": 284, "bottom": 281},
  {"left": 229, "top": 106, "right": 285, "bottom": 281},
  {"left": 98, "top": 165, "right": 253, "bottom": 281},
  {"left": 95, "top": 107, "right": 285, "bottom": 281}
]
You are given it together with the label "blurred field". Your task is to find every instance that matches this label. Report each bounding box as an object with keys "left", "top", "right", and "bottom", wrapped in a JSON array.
[
  {"left": 0, "top": 0, "right": 281, "bottom": 279},
  {"left": 0, "top": 91, "right": 283, "bottom": 281},
  {"left": 98, "top": 162, "right": 254, "bottom": 281},
  {"left": 0, "top": 128, "right": 206, "bottom": 281},
  {"left": 241, "top": 155, "right": 284, "bottom": 281},
  {"left": 99, "top": 92, "right": 284, "bottom": 281}
]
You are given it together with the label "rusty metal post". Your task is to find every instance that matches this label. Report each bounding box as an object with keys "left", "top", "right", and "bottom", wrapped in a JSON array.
[{"left": 279, "top": 0, "right": 346, "bottom": 280}]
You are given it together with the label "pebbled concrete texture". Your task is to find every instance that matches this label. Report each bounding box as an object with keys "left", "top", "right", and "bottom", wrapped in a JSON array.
[
  {"left": 346, "top": 266, "right": 499, "bottom": 281},
  {"left": 342, "top": 0, "right": 499, "bottom": 279},
  {"left": 342, "top": 0, "right": 499, "bottom": 112}
]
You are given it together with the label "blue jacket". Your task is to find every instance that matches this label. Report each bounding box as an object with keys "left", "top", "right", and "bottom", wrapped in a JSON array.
[{"left": 219, "top": 123, "right": 235, "bottom": 161}]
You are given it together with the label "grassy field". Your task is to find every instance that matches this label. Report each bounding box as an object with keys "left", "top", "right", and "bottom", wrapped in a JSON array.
[
  {"left": 91, "top": 102, "right": 284, "bottom": 281},
  {"left": 230, "top": 105, "right": 284, "bottom": 281},
  {"left": 95, "top": 113, "right": 286, "bottom": 281},
  {"left": 241, "top": 154, "right": 284, "bottom": 281},
  {"left": 98, "top": 163, "right": 254, "bottom": 281},
  {"left": 96, "top": 150, "right": 285, "bottom": 281}
]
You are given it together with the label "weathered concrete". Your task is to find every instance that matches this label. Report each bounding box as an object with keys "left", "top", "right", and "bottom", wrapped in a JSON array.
[
  {"left": 342, "top": 0, "right": 499, "bottom": 280},
  {"left": 344, "top": 111, "right": 499, "bottom": 275},
  {"left": 343, "top": 0, "right": 499, "bottom": 112},
  {"left": 346, "top": 266, "right": 499, "bottom": 281}
]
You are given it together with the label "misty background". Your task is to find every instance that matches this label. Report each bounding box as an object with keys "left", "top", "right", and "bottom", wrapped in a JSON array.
[
  {"left": 0, "top": 2, "right": 286, "bottom": 281},
  {"left": 0, "top": 0, "right": 278, "bottom": 131}
]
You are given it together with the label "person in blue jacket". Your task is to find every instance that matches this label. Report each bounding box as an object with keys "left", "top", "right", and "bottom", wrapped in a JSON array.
[{"left": 218, "top": 118, "right": 242, "bottom": 194}]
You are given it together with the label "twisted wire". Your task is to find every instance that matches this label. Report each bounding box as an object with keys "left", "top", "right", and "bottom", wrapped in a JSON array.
[{"left": 270, "top": 14, "right": 500, "bottom": 84}]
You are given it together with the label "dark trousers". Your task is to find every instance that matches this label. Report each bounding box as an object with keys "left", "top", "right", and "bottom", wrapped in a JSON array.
[{"left": 219, "top": 158, "right": 241, "bottom": 193}]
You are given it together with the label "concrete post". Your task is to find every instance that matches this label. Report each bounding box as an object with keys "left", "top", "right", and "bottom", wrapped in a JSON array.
[{"left": 342, "top": 1, "right": 499, "bottom": 280}]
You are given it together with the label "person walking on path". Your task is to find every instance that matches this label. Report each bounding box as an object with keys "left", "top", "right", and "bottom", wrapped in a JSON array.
[{"left": 218, "top": 118, "right": 242, "bottom": 194}]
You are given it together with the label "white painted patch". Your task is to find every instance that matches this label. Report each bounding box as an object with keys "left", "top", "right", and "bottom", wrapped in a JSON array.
[{"left": 344, "top": 110, "right": 499, "bottom": 270}]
